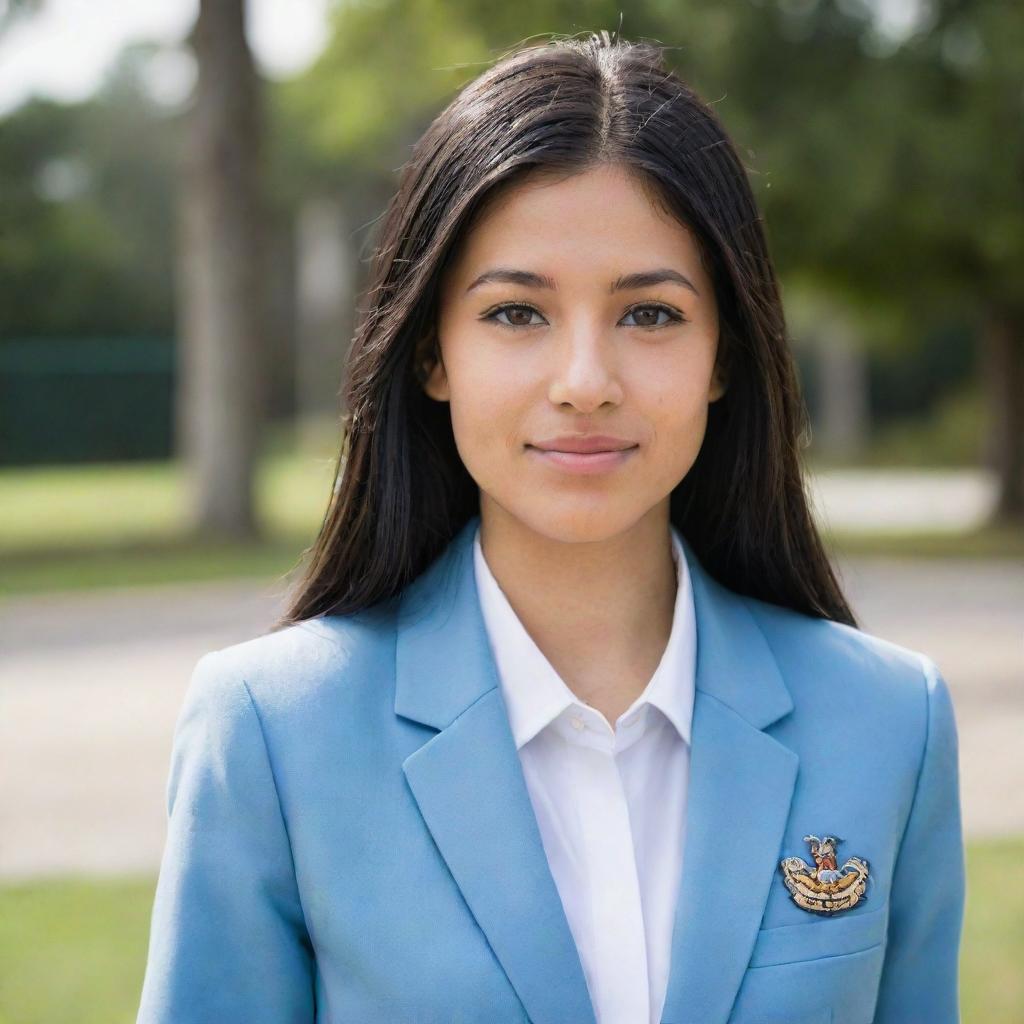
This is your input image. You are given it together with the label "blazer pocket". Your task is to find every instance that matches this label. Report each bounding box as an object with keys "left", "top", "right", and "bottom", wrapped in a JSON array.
[{"left": 748, "top": 905, "right": 888, "bottom": 968}]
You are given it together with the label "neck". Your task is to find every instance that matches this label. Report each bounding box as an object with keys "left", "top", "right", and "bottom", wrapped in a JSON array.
[{"left": 477, "top": 497, "right": 678, "bottom": 725}]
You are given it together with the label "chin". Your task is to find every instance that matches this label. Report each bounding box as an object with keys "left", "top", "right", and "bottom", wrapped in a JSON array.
[{"left": 505, "top": 500, "right": 644, "bottom": 546}]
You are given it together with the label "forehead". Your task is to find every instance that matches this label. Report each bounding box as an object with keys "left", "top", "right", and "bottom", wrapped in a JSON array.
[{"left": 444, "top": 163, "right": 709, "bottom": 289}]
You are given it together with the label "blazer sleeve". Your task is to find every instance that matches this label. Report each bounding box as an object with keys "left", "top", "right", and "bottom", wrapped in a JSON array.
[
  {"left": 873, "top": 655, "right": 966, "bottom": 1023},
  {"left": 137, "top": 650, "right": 316, "bottom": 1023}
]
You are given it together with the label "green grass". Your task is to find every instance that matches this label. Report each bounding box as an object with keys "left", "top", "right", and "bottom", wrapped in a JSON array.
[
  {"left": 0, "top": 447, "right": 337, "bottom": 548},
  {"left": 823, "top": 523, "right": 1024, "bottom": 560},
  {"left": 1, "top": 449, "right": 1022, "bottom": 598},
  {"left": 0, "top": 875, "right": 156, "bottom": 1024},
  {"left": 0, "top": 534, "right": 314, "bottom": 595},
  {"left": 0, "top": 836, "right": 1020, "bottom": 1022},
  {"left": 0, "top": 448, "right": 336, "bottom": 596},
  {"left": 961, "top": 836, "right": 1024, "bottom": 1021}
]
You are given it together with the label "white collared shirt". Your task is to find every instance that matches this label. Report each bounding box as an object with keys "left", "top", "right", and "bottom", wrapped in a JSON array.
[{"left": 473, "top": 524, "right": 697, "bottom": 1024}]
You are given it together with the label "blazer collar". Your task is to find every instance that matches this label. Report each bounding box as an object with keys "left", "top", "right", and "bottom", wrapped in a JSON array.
[{"left": 396, "top": 514, "right": 798, "bottom": 1024}]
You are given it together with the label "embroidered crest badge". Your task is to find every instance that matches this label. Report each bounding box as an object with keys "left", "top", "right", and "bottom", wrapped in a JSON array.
[{"left": 779, "top": 834, "right": 870, "bottom": 915}]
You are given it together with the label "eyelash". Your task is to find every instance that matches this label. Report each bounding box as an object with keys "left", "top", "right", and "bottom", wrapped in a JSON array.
[{"left": 479, "top": 301, "right": 689, "bottom": 331}]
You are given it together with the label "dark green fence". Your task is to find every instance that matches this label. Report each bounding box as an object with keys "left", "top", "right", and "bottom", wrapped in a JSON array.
[{"left": 0, "top": 336, "right": 175, "bottom": 466}]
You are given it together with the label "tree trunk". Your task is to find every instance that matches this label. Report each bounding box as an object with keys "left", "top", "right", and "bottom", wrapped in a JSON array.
[
  {"left": 815, "top": 315, "right": 869, "bottom": 460},
  {"left": 176, "top": 0, "right": 267, "bottom": 538},
  {"left": 982, "top": 305, "right": 1024, "bottom": 525},
  {"left": 294, "top": 196, "right": 356, "bottom": 451}
]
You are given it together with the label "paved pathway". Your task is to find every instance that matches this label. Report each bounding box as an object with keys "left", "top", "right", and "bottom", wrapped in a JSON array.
[
  {"left": 808, "top": 468, "right": 998, "bottom": 532},
  {"left": 1, "top": 556, "right": 1021, "bottom": 880}
]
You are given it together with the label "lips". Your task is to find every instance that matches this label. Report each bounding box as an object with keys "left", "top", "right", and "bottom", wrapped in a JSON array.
[
  {"left": 525, "top": 444, "right": 637, "bottom": 476},
  {"left": 528, "top": 435, "right": 638, "bottom": 454}
]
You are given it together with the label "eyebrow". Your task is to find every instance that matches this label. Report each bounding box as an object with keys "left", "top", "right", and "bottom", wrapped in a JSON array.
[{"left": 464, "top": 267, "right": 700, "bottom": 297}]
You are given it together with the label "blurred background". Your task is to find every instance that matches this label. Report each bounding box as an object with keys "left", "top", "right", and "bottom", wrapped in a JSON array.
[{"left": 0, "top": 0, "right": 1021, "bottom": 1020}]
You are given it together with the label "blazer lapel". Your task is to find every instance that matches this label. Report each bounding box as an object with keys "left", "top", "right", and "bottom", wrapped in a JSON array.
[
  {"left": 394, "top": 516, "right": 799, "bottom": 1024},
  {"left": 659, "top": 536, "right": 799, "bottom": 1024},
  {"left": 396, "top": 517, "right": 597, "bottom": 1024}
]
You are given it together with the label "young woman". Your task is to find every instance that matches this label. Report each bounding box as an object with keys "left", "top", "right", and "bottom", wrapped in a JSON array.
[{"left": 137, "top": 30, "right": 965, "bottom": 1024}]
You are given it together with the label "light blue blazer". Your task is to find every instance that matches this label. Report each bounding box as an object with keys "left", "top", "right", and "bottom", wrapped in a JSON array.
[{"left": 137, "top": 514, "right": 965, "bottom": 1024}]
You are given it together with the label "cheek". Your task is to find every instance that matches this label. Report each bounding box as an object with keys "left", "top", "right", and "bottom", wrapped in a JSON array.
[
  {"left": 445, "top": 353, "right": 524, "bottom": 470},
  {"left": 645, "top": 374, "right": 714, "bottom": 475}
]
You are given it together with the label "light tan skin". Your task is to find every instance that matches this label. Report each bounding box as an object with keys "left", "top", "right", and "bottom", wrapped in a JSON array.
[{"left": 423, "top": 162, "right": 727, "bottom": 730}]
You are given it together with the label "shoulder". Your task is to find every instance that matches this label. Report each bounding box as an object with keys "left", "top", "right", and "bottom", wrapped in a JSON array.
[
  {"left": 738, "top": 591, "right": 952, "bottom": 751},
  {"left": 182, "top": 603, "right": 399, "bottom": 727}
]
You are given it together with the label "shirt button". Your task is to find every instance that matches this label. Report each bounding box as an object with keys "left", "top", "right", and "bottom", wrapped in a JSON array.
[{"left": 570, "top": 715, "right": 585, "bottom": 730}]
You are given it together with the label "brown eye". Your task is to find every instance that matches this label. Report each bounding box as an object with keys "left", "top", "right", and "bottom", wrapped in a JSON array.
[
  {"left": 483, "top": 304, "right": 545, "bottom": 329},
  {"left": 505, "top": 306, "right": 538, "bottom": 327},
  {"left": 621, "top": 304, "right": 685, "bottom": 328}
]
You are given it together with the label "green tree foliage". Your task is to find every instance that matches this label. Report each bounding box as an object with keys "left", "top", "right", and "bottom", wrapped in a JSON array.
[
  {"left": 268, "top": 0, "right": 655, "bottom": 198},
  {"left": 0, "top": 44, "right": 180, "bottom": 337}
]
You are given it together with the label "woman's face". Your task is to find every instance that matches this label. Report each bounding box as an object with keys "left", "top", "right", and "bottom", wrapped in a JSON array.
[{"left": 425, "top": 162, "right": 726, "bottom": 543}]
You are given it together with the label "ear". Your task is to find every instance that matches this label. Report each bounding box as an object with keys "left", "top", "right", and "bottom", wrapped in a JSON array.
[
  {"left": 422, "top": 357, "right": 450, "bottom": 402},
  {"left": 708, "top": 360, "right": 727, "bottom": 403},
  {"left": 415, "top": 330, "right": 450, "bottom": 402}
]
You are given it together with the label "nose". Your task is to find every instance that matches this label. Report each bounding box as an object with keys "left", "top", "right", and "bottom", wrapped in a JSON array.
[{"left": 546, "top": 325, "right": 624, "bottom": 413}]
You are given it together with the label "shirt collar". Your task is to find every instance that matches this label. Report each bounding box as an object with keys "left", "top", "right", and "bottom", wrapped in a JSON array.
[{"left": 473, "top": 522, "right": 696, "bottom": 751}]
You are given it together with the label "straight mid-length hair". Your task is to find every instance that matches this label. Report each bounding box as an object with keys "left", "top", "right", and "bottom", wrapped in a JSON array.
[{"left": 272, "top": 29, "right": 858, "bottom": 632}]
